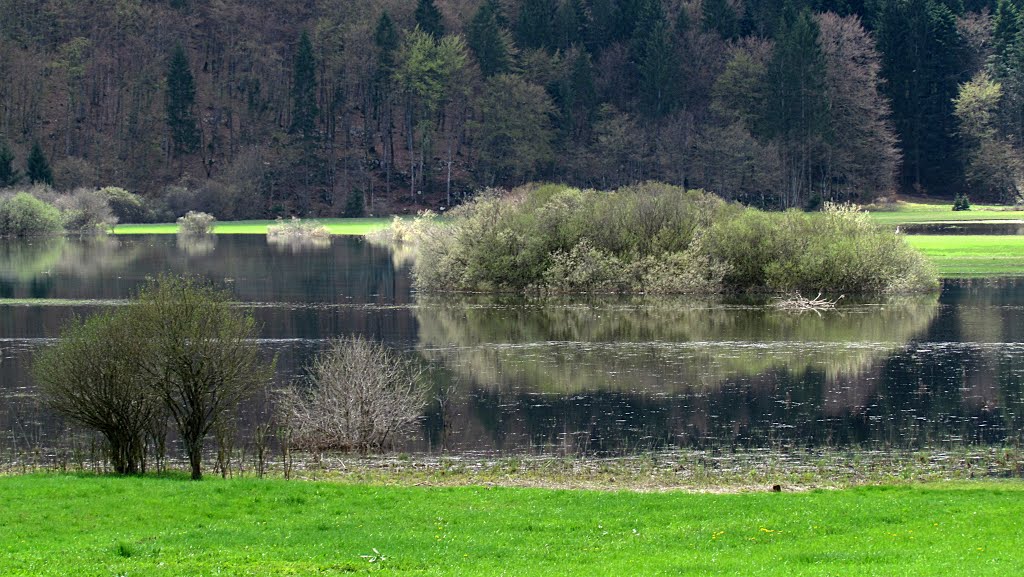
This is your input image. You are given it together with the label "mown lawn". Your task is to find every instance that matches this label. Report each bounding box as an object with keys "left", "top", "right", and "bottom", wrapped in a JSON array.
[
  {"left": 868, "top": 200, "right": 1024, "bottom": 225},
  {"left": 112, "top": 217, "right": 393, "bottom": 235},
  {"left": 1, "top": 475, "right": 1023, "bottom": 576},
  {"left": 905, "top": 235, "right": 1024, "bottom": 277}
]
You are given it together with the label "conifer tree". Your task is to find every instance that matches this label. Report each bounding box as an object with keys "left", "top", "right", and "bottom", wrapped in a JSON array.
[
  {"left": 0, "top": 141, "right": 19, "bottom": 187},
  {"left": 701, "top": 0, "right": 738, "bottom": 40},
  {"left": 415, "top": 0, "right": 445, "bottom": 38},
  {"left": 760, "top": 7, "right": 829, "bottom": 206},
  {"left": 165, "top": 44, "right": 200, "bottom": 157},
  {"left": 517, "top": 0, "right": 556, "bottom": 50},
  {"left": 554, "top": 0, "right": 588, "bottom": 51},
  {"left": 877, "top": 0, "right": 965, "bottom": 194},
  {"left": 634, "top": 0, "right": 678, "bottom": 117},
  {"left": 468, "top": 1, "right": 514, "bottom": 77},
  {"left": 26, "top": 142, "right": 53, "bottom": 185},
  {"left": 290, "top": 31, "right": 318, "bottom": 140}
]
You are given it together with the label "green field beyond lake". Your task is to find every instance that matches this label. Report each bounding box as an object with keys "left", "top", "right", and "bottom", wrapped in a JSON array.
[{"left": 0, "top": 476, "right": 1021, "bottom": 576}]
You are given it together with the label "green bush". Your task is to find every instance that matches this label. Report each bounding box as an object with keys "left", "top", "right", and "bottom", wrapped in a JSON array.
[
  {"left": 953, "top": 194, "right": 971, "bottom": 211},
  {"left": 101, "top": 186, "right": 155, "bottom": 223},
  {"left": 413, "top": 185, "right": 938, "bottom": 295},
  {"left": 0, "top": 192, "right": 64, "bottom": 237}
]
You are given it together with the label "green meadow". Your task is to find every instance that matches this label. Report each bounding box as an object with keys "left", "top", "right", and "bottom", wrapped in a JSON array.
[
  {"left": 905, "top": 235, "right": 1024, "bottom": 277},
  {"left": 1, "top": 475, "right": 1022, "bottom": 576},
  {"left": 867, "top": 200, "right": 1024, "bottom": 225}
]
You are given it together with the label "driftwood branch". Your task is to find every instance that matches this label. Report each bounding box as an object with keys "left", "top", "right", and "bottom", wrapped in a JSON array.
[{"left": 773, "top": 292, "right": 845, "bottom": 312}]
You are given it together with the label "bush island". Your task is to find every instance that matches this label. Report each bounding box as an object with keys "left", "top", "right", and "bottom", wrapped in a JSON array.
[
  {"left": 0, "top": 191, "right": 64, "bottom": 237},
  {"left": 411, "top": 183, "right": 938, "bottom": 295},
  {"left": 177, "top": 210, "right": 216, "bottom": 235}
]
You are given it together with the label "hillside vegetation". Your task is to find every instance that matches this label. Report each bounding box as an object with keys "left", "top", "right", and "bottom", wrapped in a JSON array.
[{"left": 2, "top": 0, "right": 1019, "bottom": 218}]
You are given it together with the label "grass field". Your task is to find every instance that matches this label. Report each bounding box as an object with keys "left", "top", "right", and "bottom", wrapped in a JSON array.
[
  {"left": 905, "top": 235, "right": 1024, "bottom": 277},
  {"left": 113, "top": 217, "right": 393, "bottom": 235},
  {"left": 868, "top": 199, "right": 1024, "bottom": 225},
  {"left": 1, "top": 475, "right": 1022, "bottom": 576}
]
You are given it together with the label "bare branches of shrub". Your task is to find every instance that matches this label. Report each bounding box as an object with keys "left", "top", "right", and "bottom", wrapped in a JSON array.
[
  {"left": 177, "top": 210, "right": 216, "bottom": 235},
  {"left": 283, "top": 336, "right": 428, "bottom": 454}
]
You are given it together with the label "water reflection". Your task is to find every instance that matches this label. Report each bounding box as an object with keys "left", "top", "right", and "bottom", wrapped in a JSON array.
[
  {"left": 1, "top": 235, "right": 1024, "bottom": 457},
  {"left": 415, "top": 297, "right": 939, "bottom": 392},
  {"left": 176, "top": 233, "right": 217, "bottom": 256}
]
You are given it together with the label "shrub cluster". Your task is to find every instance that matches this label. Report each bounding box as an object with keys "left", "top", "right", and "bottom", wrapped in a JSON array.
[
  {"left": 266, "top": 217, "right": 330, "bottom": 241},
  {"left": 412, "top": 184, "right": 938, "bottom": 295},
  {"left": 177, "top": 210, "right": 216, "bottom": 235},
  {"left": 0, "top": 191, "right": 64, "bottom": 237}
]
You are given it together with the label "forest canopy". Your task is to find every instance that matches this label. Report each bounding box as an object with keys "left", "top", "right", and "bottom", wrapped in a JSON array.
[{"left": 0, "top": 0, "right": 1017, "bottom": 218}]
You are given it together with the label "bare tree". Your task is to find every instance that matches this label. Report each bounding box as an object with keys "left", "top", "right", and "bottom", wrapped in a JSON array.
[{"left": 284, "top": 336, "right": 428, "bottom": 454}]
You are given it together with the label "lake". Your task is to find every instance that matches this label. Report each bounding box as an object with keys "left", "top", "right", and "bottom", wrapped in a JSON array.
[{"left": 2, "top": 235, "right": 1023, "bottom": 457}]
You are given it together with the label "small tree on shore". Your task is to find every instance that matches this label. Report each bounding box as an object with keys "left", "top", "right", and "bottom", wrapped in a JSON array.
[
  {"left": 33, "top": 312, "right": 161, "bottom": 475},
  {"left": 128, "top": 275, "right": 274, "bottom": 480}
]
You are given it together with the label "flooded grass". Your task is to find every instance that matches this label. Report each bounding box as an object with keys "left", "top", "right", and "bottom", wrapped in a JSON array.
[
  {"left": 1, "top": 473, "right": 1023, "bottom": 575},
  {"left": 905, "top": 235, "right": 1024, "bottom": 277},
  {"left": 112, "top": 217, "right": 393, "bottom": 236}
]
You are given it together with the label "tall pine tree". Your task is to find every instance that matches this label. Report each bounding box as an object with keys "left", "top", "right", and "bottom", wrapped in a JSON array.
[
  {"left": 701, "top": 0, "right": 739, "bottom": 40},
  {"left": 415, "top": 0, "right": 445, "bottom": 38},
  {"left": 165, "top": 44, "right": 200, "bottom": 157},
  {"left": 517, "top": 0, "right": 556, "bottom": 50},
  {"left": 468, "top": 1, "right": 514, "bottom": 77},
  {"left": 290, "top": 31, "right": 318, "bottom": 140},
  {"left": 633, "top": 0, "right": 678, "bottom": 117},
  {"left": 760, "top": 7, "right": 830, "bottom": 206},
  {"left": 26, "top": 142, "right": 53, "bottom": 185},
  {"left": 0, "top": 141, "right": 19, "bottom": 186},
  {"left": 877, "top": 0, "right": 966, "bottom": 194}
]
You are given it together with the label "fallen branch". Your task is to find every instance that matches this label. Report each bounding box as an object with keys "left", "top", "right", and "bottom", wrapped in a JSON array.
[{"left": 773, "top": 292, "right": 844, "bottom": 312}]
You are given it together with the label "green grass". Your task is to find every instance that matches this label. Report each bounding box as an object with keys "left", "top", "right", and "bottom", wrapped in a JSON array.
[
  {"left": 906, "top": 235, "right": 1024, "bottom": 277},
  {"left": 868, "top": 200, "right": 1024, "bottom": 225},
  {"left": 1, "top": 475, "right": 1022, "bottom": 576},
  {"left": 113, "top": 217, "right": 393, "bottom": 235}
]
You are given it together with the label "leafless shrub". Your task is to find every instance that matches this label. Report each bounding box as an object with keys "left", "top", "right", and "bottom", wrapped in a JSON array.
[
  {"left": 283, "top": 336, "right": 429, "bottom": 455},
  {"left": 177, "top": 210, "right": 216, "bottom": 235}
]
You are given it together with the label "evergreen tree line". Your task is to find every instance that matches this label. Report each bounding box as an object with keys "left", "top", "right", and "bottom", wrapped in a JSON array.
[{"left": 0, "top": 0, "right": 1017, "bottom": 217}]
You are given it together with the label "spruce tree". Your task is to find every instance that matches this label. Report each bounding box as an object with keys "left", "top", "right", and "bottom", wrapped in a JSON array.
[
  {"left": 415, "top": 0, "right": 445, "bottom": 38},
  {"left": 760, "top": 8, "right": 829, "bottom": 205},
  {"left": 634, "top": 0, "right": 678, "bottom": 117},
  {"left": 26, "top": 142, "right": 53, "bottom": 185},
  {"left": 165, "top": 44, "right": 200, "bottom": 157},
  {"left": 554, "top": 0, "right": 588, "bottom": 51},
  {"left": 468, "top": 1, "right": 513, "bottom": 77},
  {"left": 517, "top": 0, "right": 556, "bottom": 50},
  {"left": 702, "top": 0, "right": 738, "bottom": 40},
  {"left": 877, "top": 0, "right": 965, "bottom": 194},
  {"left": 0, "top": 141, "right": 19, "bottom": 187},
  {"left": 290, "top": 31, "right": 318, "bottom": 140}
]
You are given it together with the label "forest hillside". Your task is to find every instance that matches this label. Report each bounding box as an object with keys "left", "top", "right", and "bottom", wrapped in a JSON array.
[{"left": 0, "top": 0, "right": 1020, "bottom": 217}]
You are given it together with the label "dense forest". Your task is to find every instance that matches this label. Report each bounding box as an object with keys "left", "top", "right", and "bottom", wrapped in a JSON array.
[{"left": 0, "top": 0, "right": 1021, "bottom": 217}]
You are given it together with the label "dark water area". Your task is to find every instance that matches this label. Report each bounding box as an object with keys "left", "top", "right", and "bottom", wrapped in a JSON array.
[
  {"left": 901, "top": 222, "right": 1024, "bottom": 235},
  {"left": 3, "top": 235, "right": 1024, "bottom": 457}
]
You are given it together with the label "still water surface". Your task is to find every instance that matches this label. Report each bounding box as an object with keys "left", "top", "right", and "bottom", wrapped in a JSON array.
[{"left": 2, "top": 235, "right": 1023, "bottom": 455}]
